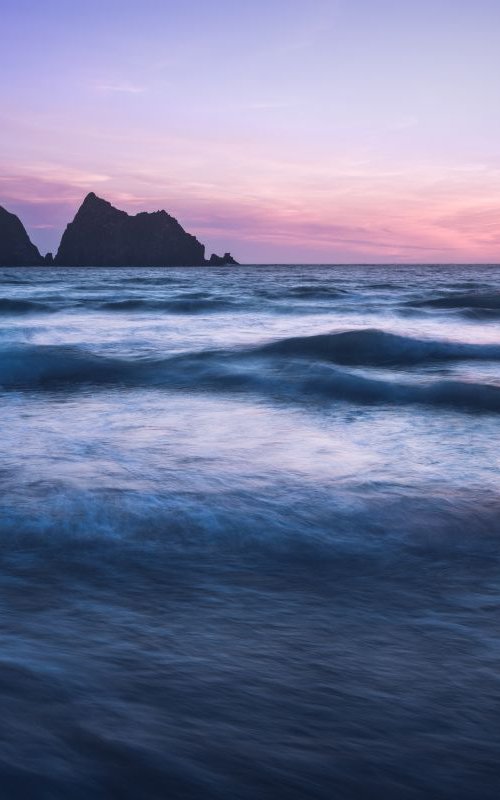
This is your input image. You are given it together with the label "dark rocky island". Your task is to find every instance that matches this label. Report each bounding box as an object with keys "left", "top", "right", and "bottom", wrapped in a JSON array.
[
  {"left": 0, "top": 205, "right": 44, "bottom": 266},
  {"left": 207, "top": 252, "right": 239, "bottom": 266},
  {"left": 55, "top": 193, "right": 207, "bottom": 267}
]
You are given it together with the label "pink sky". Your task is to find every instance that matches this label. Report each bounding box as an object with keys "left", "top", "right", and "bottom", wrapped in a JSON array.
[{"left": 1, "top": 0, "right": 500, "bottom": 262}]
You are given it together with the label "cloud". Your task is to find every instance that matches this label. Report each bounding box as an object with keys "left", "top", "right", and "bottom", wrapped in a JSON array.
[
  {"left": 93, "top": 82, "right": 147, "bottom": 94},
  {"left": 433, "top": 206, "right": 500, "bottom": 234},
  {"left": 0, "top": 165, "right": 111, "bottom": 204}
]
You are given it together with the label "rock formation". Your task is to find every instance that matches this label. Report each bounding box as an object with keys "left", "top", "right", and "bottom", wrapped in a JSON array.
[
  {"left": 0, "top": 194, "right": 240, "bottom": 267},
  {"left": 208, "top": 252, "right": 239, "bottom": 266},
  {"left": 54, "top": 193, "right": 206, "bottom": 267},
  {"left": 0, "top": 205, "right": 44, "bottom": 266}
]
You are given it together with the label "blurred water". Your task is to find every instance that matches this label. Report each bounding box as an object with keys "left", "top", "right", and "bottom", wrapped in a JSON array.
[{"left": 1, "top": 264, "right": 500, "bottom": 799}]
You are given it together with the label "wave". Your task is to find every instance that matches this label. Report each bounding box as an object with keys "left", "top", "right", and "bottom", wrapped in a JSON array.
[
  {"left": 408, "top": 292, "right": 500, "bottom": 313},
  {"left": 364, "top": 282, "right": 399, "bottom": 290},
  {"left": 99, "top": 297, "right": 239, "bottom": 313},
  {"left": 256, "top": 328, "right": 500, "bottom": 366},
  {"left": 0, "top": 344, "right": 138, "bottom": 387},
  {"left": 116, "top": 276, "right": 181, "bottom": 285},
  {"left": 0, "top": 294, "right": 241, "bottom": 316},
  {"left": 0, "top": 298, "right": 52, "bottom": 315},
  {"left": 255, "top": 284, "right": 348, "bottom": 301},
  {"left": 2, "top": 479, "right": 499, "bottom": 564},
  {"left": 461, "top": 308, "right": 500, "bottom": 321},
  {"left": 284, "top": 284, "right": 348, "bottom": 299},
  {"left": 2, "top": 339, "right": 500, "bottom": 412}
]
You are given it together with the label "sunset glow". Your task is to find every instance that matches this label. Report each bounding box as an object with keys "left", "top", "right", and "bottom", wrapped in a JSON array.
[{"left": 2, "top": 0, "right": 499, "bottom": 262}]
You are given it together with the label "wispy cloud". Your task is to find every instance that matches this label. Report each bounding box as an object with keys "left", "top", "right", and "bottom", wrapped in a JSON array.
[
  {"left": 0, "top": 165, "right": 111, "bottom": 216},
  {"left": 93, "top": 82, "right": 147, "bottom": 95}
]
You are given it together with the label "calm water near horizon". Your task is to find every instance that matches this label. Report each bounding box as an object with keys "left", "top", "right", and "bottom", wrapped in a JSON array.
[{"left": 1, "top": 264, "right": 500, "bottom": 798}]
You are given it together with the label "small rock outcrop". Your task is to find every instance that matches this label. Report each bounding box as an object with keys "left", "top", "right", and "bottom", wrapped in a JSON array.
[
  {"left": 0, "top": 205, "right": 44, "bottom": 266},
  {"left": 54, "top": 193, "right": 206, "bottom": 267},
  {"left": 208, "top": 252, "right": 239, "bottom": 266}
]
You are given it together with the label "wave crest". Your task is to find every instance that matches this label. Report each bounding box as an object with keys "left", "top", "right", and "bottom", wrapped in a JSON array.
[
  {"left": 257, "top": 328, "right": 500, "bottom": 366},
  {"left": 100, "top": 297, "right": 237, "bottom": 313},
  {"left": 408, "top": 292, "right": 500, "bottom": 316},
  {"left": 0, "top": 298, "right": 52, "bottom": 315},
  {"left": 1, "top": 337, "right": 500, "bottom": 413}
]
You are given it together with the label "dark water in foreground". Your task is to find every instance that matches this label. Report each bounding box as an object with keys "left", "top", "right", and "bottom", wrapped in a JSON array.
[{"left": 1, "top": 264, "right": 500, "bottom": 799}]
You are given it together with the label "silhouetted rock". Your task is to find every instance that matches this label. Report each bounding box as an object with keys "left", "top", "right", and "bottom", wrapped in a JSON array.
[
  {"left": 208, "top": 252, "right": 239, "bottom": 266},
  {"left": 44, "top": 252, "right": 54, "bottom": 266},
  {"left": 0, "top": 205, "right": 44, "bottom": 266},
  {"left": 54, "top": 193, "right": 206, "bottom": 267}
]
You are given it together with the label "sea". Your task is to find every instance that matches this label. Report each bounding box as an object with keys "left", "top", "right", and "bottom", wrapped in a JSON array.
[{"left": 1, "top": 264, "right": 499, "bottom": 799}]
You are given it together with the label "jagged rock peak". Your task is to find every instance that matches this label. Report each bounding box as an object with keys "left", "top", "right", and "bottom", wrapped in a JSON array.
[
  {"left": 0, "top": 205, "right": 44, "bottom": 266},
  {"left": 54, "top": 193, "right": 206, "bottom": 267},
  {"left": 81, "top": 191, "right": 110, "bottom": 207},
  {"left": 77, "top": 192, "right": 124, "bottom": 217}
]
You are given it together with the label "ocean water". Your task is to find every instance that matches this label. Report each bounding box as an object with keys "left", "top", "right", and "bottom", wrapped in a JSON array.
[{"left": 1, "top": 264, "right": 500, "bottom": 799}]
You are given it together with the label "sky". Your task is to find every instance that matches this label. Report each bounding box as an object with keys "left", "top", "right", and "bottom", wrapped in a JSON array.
[{"left": 1, "top": 0, "right": 500, "bottom": 263}]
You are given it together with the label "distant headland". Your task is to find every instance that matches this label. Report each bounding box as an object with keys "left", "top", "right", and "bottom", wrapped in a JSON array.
[{"left": 0, "top": 193, "right": 238, "bottom": 267}]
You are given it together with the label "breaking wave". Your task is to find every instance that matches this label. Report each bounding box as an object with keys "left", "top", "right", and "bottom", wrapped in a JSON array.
[
  {"left": 2, "top": 481, "right": 500, "bottom": 565},
  {"left": 2, "top": 332, "right": 500, "bottom": 412},
  {"left": 407, "top": 292, "right": 500, "bottom": 315},
  {"left": 256, "top": 328, "right": 500, "bottom": 365}
]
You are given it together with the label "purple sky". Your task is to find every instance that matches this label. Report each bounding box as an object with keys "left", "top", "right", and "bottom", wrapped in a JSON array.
[{"left": 1, "top": 0, "right": 500, "bottom": 262}]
